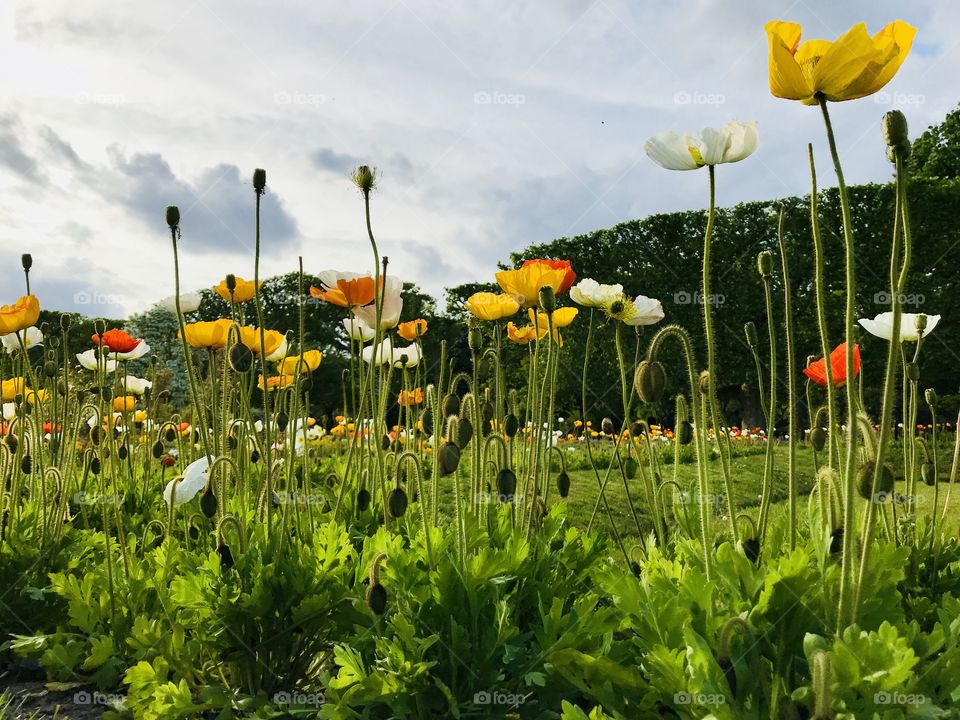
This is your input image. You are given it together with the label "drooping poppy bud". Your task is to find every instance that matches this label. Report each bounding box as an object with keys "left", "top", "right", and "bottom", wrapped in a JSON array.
[
  {"left": 634, "top": 360, "right": 667, "bottom": 403},
  {"left": 387, "top": 487, "right": 408, "bottom": 518},
  {"left": 496, "top": 468, "right": 517, "bottom": 499}
]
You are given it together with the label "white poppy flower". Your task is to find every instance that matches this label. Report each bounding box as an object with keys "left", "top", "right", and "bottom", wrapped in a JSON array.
[
  {"left": 158, "top": 292, "right": 202, "bottom": 314},
  {"left": 621, "top": 295, "right": 665, "bottom": 326},
  {"left": 163, "top": 456, "right": 211, "bottom": 507},
  {"left": 123, "top": 377, "right": 153, "bottom": 395},
  {"left": 361, "top": 337, "right": 394, "bottom": 365},
  {"left": 1, "top": 326, "right": 43, "bottom": 353},
  {"left": 645, "top": 120, "right": 758, "bottom": 170},
  {"left": 316, "top": 270, "right": 366, "bottom": 289},
  {"left": 858, "top": 312, "right": 941, "bottom": 342},
  {"left": 2, "top": 403, "right": 16, "bottom": 421},
  {"left": 112, "top": 341, "right": 151, "bottom": 361},
  {"left": 76, "top": 349, "right": 117, "bottom": 374},
  {"left": 353, "top": 276, "right": 403, "bottom": 330},
  {"left": 392, "top": 344, "right": 421, "bottom": 369},
  {"left": 343, "top": 316, "right": 375, "bottom": 343},
  {"left": 265, "top": 336, "right": 289, "bottom": 362},
  {"left": 570, "top": 279, "right": 624, "bottom": 308}
]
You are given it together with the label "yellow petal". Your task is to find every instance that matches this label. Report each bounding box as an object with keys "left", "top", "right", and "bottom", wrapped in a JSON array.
[
  {"left": 765, "top": 21, "right": 812, "bottom": 100},
  {"left": 863, "top": 20, "right": 916, "bottom": 95},
  {"left": 811, "top": 23, "right": 879, "bottom": 101}
]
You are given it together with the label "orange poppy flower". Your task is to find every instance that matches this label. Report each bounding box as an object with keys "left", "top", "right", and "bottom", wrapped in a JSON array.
[
  {"left": 92, "top": 329, "right": 141, "bottom": 355},
  {"left": 309, "top": 276, "right": 377, "bottom": 307},
  {"left": 113, "top": 395, "right": 137, "bottom": 413},
  {"left": 803, "top": 343, "right": 861, "bottom": 387},
  {"left": 257, "top": 374, "right": 295, "bottom": 391},
  {"left": 397, "top": 387, "right": 424, "bottom": 406},
  {"left": 397, "top": 318, "right": 428, "bottom": 341},
  {"left": 521, "top": 259, "right": 576, "bottom": 295}
]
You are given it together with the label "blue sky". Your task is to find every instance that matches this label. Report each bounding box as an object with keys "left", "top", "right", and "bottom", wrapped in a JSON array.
[{"left": 0, "top": 0, "right": 955, "bottom": 317}]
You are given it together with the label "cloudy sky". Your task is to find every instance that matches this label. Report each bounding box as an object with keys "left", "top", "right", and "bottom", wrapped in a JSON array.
[{"left": 0, "top": 0, "right": 955, "bottom": 318}]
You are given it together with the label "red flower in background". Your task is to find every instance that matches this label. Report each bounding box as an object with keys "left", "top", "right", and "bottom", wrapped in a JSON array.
[
  {"left": 92, "top": 328, "right": 141, "bottom": 354},
  {"left": 803, "top": 343, "right": 861, "bottom": 387},
  {"left": 521, "top": 259, "right": 576, "bottom": 294}
]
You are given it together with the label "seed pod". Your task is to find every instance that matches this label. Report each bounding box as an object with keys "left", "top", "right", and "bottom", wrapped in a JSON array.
[
  {"left": 217, "top": 543, "right": 234, "bottom": 570},
  {"left": 421, "top": 406, "right": 434, "bottom": 435},
  {"left": 357, "top": 488, "right": 372, "bottom": 511},
  {"left": 757, "top": 250, "right": 774, "bottom": 277},
  {"left": 503, "top": 414, "right": 519, "bottom": 438},
  {"left": 118, "top": 444, "right": 128, "bottom": 461},
  {"left": 250, "top": 449, "right": 261, "bottom": 463},
  {"left": 742, "top": 538, "right": 760, "bottom": 565},
  {"left": 200, "top": 488, "right": 217, "bottom": 518},
  {"left": 90, "top": 457, "right": 102, "bottom": 475},
  {"left": 925, "top": 388, "right": 938, "bottom": 407},
  {"left": 456, "top": 418, "right": 473, "bottom": 448},
  {"left": 905, "top": 362, "right": 920, "bottom": 382},
  {"left": 634, "top": 360, "right": 667, "bottom": 403},
  {"left": 20, "top": 455, "right": 32, "bottom": 475},
  {"left": 366, "top": 583, "right": 388, "bottom": 615},
  {"left": 442, "top": 393, "right": 460, "bottom": 418},
  {"left": 677, "top": 420, "right": 693, "bottom": 446},
  {"left": 388, "top": 487, "right": 408, "bottom": 518},
  {"left": 152, "top": 440, "right": 164, "bottom": 459},
  {"left": 624, "top": 457, "right": 638, "bottom": 480},
  {"left": 229, "top": 343, "right": 253, "bottom": 373},
  {"left": 439, "top": 443, "right": 461, "bottom": 476},
  {"left": 856, "top": 461, "right": 894, "bottom": 500},
  {"left": 276, "top": 412, "right": 289, "bottom": 432},
  {"left": 921, "top": 461, "right": 936, "bottom": 486},
  {"left": 601, "top": 417, "right": 615, "bottom": 435},
  {"left": 810, "top": 427, "right": 827, "bottom": 452},
  {"left": 496, "top": 468, "right": 517, "bottom": 499},
  {"left": 556, "top": 471, "right": 570, "bottom": 498}
]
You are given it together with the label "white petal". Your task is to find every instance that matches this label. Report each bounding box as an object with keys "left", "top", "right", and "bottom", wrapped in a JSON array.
[
  {"left": 721, "top": 120, "right": 759, "bottom": 164},
  {"left": 644, "top": 132, "right": 700, "bottom": 171},
  {"left": 163, "top": 456, "right": 211, "bottom": 507},
  {"left": 698, "top": 126, "right": 729, "bottom": 166}
]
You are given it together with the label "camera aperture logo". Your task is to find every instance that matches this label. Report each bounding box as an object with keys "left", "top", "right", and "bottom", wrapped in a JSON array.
[
  {"left": 474, "top": 690, "right": 527, "bottom": 707},
  {"left": 674, "top": 691, "right": 726, "bottom": 706},
  {"left": 272, "top": 690, "right": 325, "bottom": 707},
  {"left": 673, "top": 290, "right": 724, "bottom": 306}
]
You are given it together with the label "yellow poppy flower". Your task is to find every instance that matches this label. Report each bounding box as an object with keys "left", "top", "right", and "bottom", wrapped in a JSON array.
[
  {"left": 464, "top": 292, "right": 520, "bottom": 321},
  {"left": 765, "top": 20, "right": 915, "bottom": 104},
  {"left": 180, "top": 319, "right": 233, "bottom": 349},
  {"left": 26, "top": 388, "right": 47, "bottom": 406},
  {"left": 113, "top": 395, "right": 136, "bottom": 413},
  {"left": 278, "top": 349, "right": 323, "bottom": 375},
  {"left": 214, "top": 276, "right": 260, "bottom": 303},
  {"left": 238, "top": 327, "right": 286, "bottom": 358},
  {"left": 495, "top": 265, "right": 569, "bottom": 308},
  {"left": 257, "top": 374, "right": 295, "bottom": 391},
  {"left": 1, "top": 377, "right": 27, "bottom": 402},
  {"left": 527, "top": 307, "right": 578, "bottom": 329},
  {"left": 0, "top": 295, "right": 40, "bottom": 335},
  {"left": 506, "top": 321, "right": 547, "bottom": 345}
]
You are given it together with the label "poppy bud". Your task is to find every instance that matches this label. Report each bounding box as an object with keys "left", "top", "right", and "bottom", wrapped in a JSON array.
[
  {"left": 601, "top": 417, "right": 615, "bottom": 435},
  {"left": 439, "top": 443, "right": 461, "bottom": 476},
  {"left": 421, "top": 406, "right": 434, "bottom": 435},
  {"left": 225, "top": 274, "right": 237, "bottom": 293},
  {"left": 921, "top": 461, "right": 936, "bottom": 486},
  {"left": 250, "top": 449, "right": 261, "bottom": 463},
  {"left": 556, "top": 471, "right": 570, "bottom": 498},
  {"left": 856, "top": 461, "right": 894, "bottom": 500},
  {"left": 810, "top": 427, "right": 827, "bottom": 452},
  {"left": 503, "top": 414, "right": 519, "bottom": 438},
  {"left": 914, "top": 313, "right": 928, "bottom": 333},
  {"left": 351, "top": 165, "right": 378, "bottom": 193},
  {"left": 200, "top": 488, "right": 217, "bottom": 518},
  {"left": 442, "top": 393, "right": 460, "bottom": 418},
  {"left": 742, "top": 537, "right": 760, "bottom": 565},
  {"left": 357, "top": 487, "right": 372, "bottom": 511},
  {"left": 160, "top": 454, "right": 176, "bottom": 468},
  {"left": 538, "top": 286, "right": 556, "bottom": 313},
  {"left": 677, "top": 420, "right": 693, "bottom": 446},
  {"left": 252, "top": 168, "right": 267, "bottom": 192},
  {"left": 925, "top": 388, "right": 938, "bottom": 407},
  {"left": 744, "top": 321, "right": 758, "bottom": 348},
  {"left": 60, "top": 313, "right": 72, "bottom": 331},
  {"left": 829, "top": 526, "right": 844, "bottom": 555},
  {"left": 481, "top": 402, "right": 495, "bottom": 436},
  {"left": 151, "top": 440, "right": 164, "bottom": 459},
  {"left": 468, "top": 324, "right": 483, "bottom": 351},
  {"left": 624, "top": 456, "right": 638, "bottom": 480},
  {"left": 496, "top": 468, "right": 517, "bottom": 499},
  {"left": 387, "top": 487, "right": 408, "bottom": 518},
  {"left": 90, "top": 426, "right": 103, "bottom": 446},
  {"left": 20, "top": 455, "right": 32, "bottom": 475},
  {"left": 631, "top": 421, "right": 644, "bottom": 437},
  {"left": 381, "top": 434, "right": 391, "bottom": 451},
  {"left": 21, "top": 253, "right": 32, "bottom": 271},
  {"left": 882, "top": 110, "right": 910, "bottom": 160},
  {"left": 166, "top": 205, "right": 180, "bottom": 229},
  {"left": 227, "top": 435, "right": 238, "bottom": 451},
  {"left": 698, "top": 370, "right": 711, "bottom": 395},
  {"left": 164, "top": 426, "right": 176, "bottom": 442},
  {"left": 757, "top": 250, "right": 774, "bottom": 278},
  {"left": 455, "top": 418, "right": 473, "bottom": 449},
  {"left": 90, "top": 456, "right": 102, "bottom": 475},
  {"left": 43, "top": 361, "right": 58, "bottom": 378},
  {"left": 217, "top": 543, "right": 234, "bottom": 570},
  {"left": 118, "top": 444, "right": 128, "bottom": 461},
  {"left": 905, "top": 363, "right": 920, "bottom": 382},
  {"left": 276, "top": 412, "right": 289, "bottom": 432},
  {"left": 229, "top": 343, "right": 253, "bottom": 373},
  {"left": 634, "top": 360, "right": 667, "bottom": 403}
]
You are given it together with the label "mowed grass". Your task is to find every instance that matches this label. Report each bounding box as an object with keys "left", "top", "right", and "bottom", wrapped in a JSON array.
[{"left": 556, "top": 440, "right": 960, "bottom": 547}]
